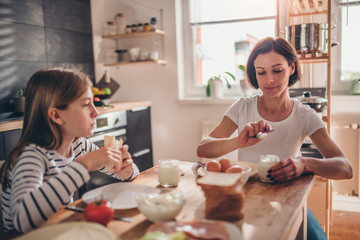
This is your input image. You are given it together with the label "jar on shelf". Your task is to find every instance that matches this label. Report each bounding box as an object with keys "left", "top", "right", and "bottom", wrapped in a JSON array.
[
  {"left": 115, "top": 13, "right": 126, "bottom": 34},
  {"left": 150, "top": 17, "right": 157, "bottom": 30},
  {"left": 137, "top": 23, "right": 144, "bottom": 32},
  {"left": 131, "top": 24, "right": 137, "bottom": 32},
  {"left": 126, "top": 25, "right": 132, "bottom": 34},
  {"left": 144, "top": 23, "right": 150, "bottom": 32},
  {"left": 102, "top": 20, "right": 116, "bottom": 35}
]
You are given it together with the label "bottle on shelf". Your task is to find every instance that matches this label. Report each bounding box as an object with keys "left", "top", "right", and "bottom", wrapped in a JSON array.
[
  {"left": 102, "top": 20, "right": 117, "bottom": 35},
  {"left": 150, "top": 17, "right": 157, "bottom": 31},
  {"left": 115, "top": 13, "right": 126, "bottom": 34}
]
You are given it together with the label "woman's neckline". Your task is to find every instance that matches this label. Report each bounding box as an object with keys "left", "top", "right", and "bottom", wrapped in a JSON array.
[{"left": 255, "top": 95, "right": 295, "bottom": 123}]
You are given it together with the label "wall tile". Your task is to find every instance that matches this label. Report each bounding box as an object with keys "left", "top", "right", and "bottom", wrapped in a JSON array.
[
  {"left": 43, "top": 0, "right": 91, "bottom": 33},
  {"left": 47, "top": 62, "right": 95, "bottom": 83},
  {"left": 0, "top": 60, "right": 47, "bottom": 101},
  {"left": 0, "top": 21, "right": 46, "bottom": 62},
  {"left": 46, "top": 28, "right": 93, "bottom": 63},
  {"left": 0, "top": 0, "right": 44, "bottom": 26}
]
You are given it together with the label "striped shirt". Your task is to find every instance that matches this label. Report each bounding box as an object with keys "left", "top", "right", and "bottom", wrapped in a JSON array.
[{"left": 1, "top": 137, "right": 139, "bottom": 233}]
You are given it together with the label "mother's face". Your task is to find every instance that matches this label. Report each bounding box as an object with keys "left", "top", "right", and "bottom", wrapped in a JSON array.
[{"left": 253, "top": 51, "right": 295, "bottom": 97}]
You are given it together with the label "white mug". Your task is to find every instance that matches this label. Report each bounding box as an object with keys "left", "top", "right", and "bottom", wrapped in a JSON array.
[
  {"left": 150, "top": 51, "right": 159, "bottom": 60},
  {"left": 158, "top": 159, "right": 180, "bottom": 187}
]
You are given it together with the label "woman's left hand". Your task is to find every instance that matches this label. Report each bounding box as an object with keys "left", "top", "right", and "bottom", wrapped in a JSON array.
[{"left": 267, "top": 157, "right": 305, "bottom": 182}]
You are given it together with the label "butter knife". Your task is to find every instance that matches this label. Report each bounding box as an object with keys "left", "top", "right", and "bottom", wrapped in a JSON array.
[{"left": 65, "top": 205, "right": 132, "bottom": 223}]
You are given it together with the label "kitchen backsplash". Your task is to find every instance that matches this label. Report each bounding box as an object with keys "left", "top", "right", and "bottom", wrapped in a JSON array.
[{"left": 0, "top": 0, "right": 94, "bottom": 117}]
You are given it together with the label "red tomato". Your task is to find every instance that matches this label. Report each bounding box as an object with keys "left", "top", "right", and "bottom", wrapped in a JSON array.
[
  {"left": 84, "top": 200, "right": 114, "bottom": 226},
  {"left": 94, "top": 97, "right": 100, "bottom": 102}
]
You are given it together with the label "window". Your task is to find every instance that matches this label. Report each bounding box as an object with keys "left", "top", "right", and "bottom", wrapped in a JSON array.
[
  {"left": 177, "top": 0, "right": 277, "bottom": 98},
  {"left": 340, "top": 3, "right": 360, "bottom": 81}
]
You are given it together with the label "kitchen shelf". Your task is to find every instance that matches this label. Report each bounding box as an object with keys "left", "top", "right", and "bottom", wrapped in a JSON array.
[
  {"left": 102, "top": 29, "right": 166, "bottom": 39},
  {"left": 104, "top": 59, "right": 167, "bottom": 67},
  {"left": 284, "top": 0, "right": 327, "bottom": 16},
  {"left": 277, "top": 0, "right": 332, "bottom": 238}
]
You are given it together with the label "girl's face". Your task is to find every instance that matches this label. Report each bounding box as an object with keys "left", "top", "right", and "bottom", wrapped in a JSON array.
[
  {"left": 254, "top": 51, "right": 295, "bottom": 98},
  {"left": 58, "top": 88, "right": 98, "bottom": 139}
]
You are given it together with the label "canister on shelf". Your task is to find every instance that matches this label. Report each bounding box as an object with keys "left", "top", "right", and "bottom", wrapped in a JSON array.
[
  {"left": 102, "top": 20, "right": 116, "bottom": 35},
  {"left": 115, "top": 13, "right": 126, "bottom": 34},
  {"left": 150, "top": 17, "right": 157, "bottom": 30},
  {"left": 131, "top": 24, "right": 137, "bottom": 32},
  {"left": 126, "top": 25, "right": 132, "bottom": 34},
  {"left": 144, "top": 23, "right": 151, "bottom": 32},
  {"left": 137, "top": 23, "right": 144, "bottom": 32}
]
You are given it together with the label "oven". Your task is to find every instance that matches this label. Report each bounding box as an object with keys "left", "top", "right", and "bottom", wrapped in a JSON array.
[
  {"left": 289, "top": 87, "right": 325, "bottom": 159},
  {"left": 77, "top": 110, "right": 128, "bottom": 198}
]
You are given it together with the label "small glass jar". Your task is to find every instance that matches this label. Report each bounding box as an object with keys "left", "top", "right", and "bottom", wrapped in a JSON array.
[
  {"left": 150, "top": 17, "right": 157, "bottom": 30},
  {"left": 257, "top": 155, "right": 280, "bottom": 183},
  {"left": 115, "top": 13, "right": 126, "bottom": 34},
  {"left": 137, "top": 23, "right": 144, "bottom": 32},
  {"left": 144, "top": 23, "right": 151, "bottom": 32},
  {"left": 102, "top": 20, "right": 116, "bottom": 35},
  {"left": 131, "top": 24, "right": 137, "bottom": 32},
  {"left": 126, "top": 25, "right": 132, "bottom": 34}
]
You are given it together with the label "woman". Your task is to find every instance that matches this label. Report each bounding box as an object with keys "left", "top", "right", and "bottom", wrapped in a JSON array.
[
  {"left": 197, "top": 37, "right": 352, "bottom": 182},
  {"left": 0, "top": 68, "right": 139, "bottom": 233},
  {"left": 197, "top": 37, "right": 353, "bottom": 239}
]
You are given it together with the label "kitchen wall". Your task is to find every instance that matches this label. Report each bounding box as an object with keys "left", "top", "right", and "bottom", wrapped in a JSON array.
[
  {"left": 91, "top": 0, "right": 356, "bottom": 165},
  {"left": 0, "top": 0, "right": 94, "bottom": 116},
  {"left": 91, "top": 0, "right": 233, "bottom": 164}
]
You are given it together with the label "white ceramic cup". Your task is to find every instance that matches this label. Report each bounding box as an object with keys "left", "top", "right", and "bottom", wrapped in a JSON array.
[
  {"left": 257, "top": 155, "right": 280, "bottom": 183},
  {"left": 158, "top": 159, "right": 180, "bottom": 187},
  {"left": 150, "top": 51, "right": 159, "bottom": 60}
]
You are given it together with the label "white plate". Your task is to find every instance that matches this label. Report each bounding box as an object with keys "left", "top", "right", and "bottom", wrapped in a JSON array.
[
  {"left": 15, "top": 222, "right": 117, "bottom": 240},
  {"left": 82, "top": 182, "right": 161, "bottom": 209},
  {"left": 197, "top": 161, "right": 258, "bottom": 177}
]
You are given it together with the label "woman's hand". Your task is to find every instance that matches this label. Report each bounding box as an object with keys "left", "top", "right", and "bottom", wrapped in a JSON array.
[
  {"left": 237, "top": 120, "right": 272, "bottom": 147},
  {"left": 267, "top": 157, "right": 305, "bottom": 182}
]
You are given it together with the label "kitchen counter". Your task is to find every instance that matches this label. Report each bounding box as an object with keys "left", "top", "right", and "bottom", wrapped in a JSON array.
[{"left": 0, "top": 101, "right": 152, "bottom": 132}]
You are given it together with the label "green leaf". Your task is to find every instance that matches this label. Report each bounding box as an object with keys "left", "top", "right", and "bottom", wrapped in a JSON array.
[
  {"left": 238, "top": 64, "right": 246, "bottom": 72},
  {"left": 224, "top": 71, "right": 236, "bottom": 81},
  {"left": 206, "top": 82, "right": 211, "bottom": 97}
]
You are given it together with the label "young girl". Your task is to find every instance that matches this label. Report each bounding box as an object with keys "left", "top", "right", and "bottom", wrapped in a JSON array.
[{"left": 0, "top": 68, "right": 139, "bottom": 233}]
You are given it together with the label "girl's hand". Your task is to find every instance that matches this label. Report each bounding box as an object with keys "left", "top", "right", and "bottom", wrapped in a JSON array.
[
  {"left": 76, "top": 146, "right": 124, "bottom": 172},
  {"left": 116, "top": 145, "right": 134, "bottom": 179},
  {"left": 267, "top": 157, "right": 305, "bottom": 182},
  {"left": 237, "top": 120, "right": 272, "bottom": 148}
]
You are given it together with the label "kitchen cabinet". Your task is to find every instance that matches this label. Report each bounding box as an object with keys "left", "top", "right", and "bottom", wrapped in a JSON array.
[
  {"left": 277, "top": 0, "right": 333, "bottom": 237},
  {"left": 102, "top": 30, "right": 167, "bottom": 67},
  {"left": 126, "top": 106, "right": 153, "bottom": 172},
  {"left": 0, "top": 129, "right": 22, "bottom": 161}
]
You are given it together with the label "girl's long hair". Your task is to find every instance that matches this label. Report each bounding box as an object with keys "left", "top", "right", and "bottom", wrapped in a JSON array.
[{"left": 0, "top": 68, "right": 92, "bottom": 189}]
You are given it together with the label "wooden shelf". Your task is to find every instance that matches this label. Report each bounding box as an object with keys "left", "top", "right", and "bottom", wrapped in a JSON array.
[
  {"left": 284, "top": 0, "right": 328, "bottom": 16},
  {"left": 104, "top": 59, "right": 167, "bottom": 67},
  {"left": 102, "top": 29, "right": 165, "bottom": 39},
  {"left": 298, "top": 53, "right": 328, "bottom": 63}
]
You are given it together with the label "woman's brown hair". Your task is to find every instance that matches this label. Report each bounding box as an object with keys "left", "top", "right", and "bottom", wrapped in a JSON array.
[
  {"left": 0, "top": 68, "right": 92, "bottom": 189},
  {"left": 246, "top": 37, "right": 301, "bottom": 89}
]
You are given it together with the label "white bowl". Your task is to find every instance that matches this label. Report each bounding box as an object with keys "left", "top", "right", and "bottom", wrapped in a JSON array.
[{"left": 136, "top": 190, "right": 186, "bottom": 222}]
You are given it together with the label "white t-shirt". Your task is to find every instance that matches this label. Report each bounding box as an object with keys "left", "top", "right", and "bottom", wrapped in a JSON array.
[{"left": 225, "top": 95, "right": 325, "bottom": 163}]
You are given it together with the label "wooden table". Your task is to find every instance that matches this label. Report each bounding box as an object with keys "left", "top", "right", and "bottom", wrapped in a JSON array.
[{"left": 30, "top": 161, "right": 315, "bottom": 239}]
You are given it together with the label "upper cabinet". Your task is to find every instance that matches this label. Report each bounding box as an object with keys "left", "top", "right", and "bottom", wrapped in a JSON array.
[{"left": 101, "top": 10, "right": 167, "bottom": 67}]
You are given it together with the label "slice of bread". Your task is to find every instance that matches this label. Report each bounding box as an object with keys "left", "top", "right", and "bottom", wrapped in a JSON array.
[{"left": 196, "top": 172, "right": 245, "bottom": 221}]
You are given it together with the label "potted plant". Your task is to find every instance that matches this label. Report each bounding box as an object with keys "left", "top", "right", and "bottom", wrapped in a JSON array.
[
  {"left": 206, "top": 72, "right": 235, "bottom": 98},
  {"left": 14, "top": 88, "right": 25, "bottom": 112}
]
